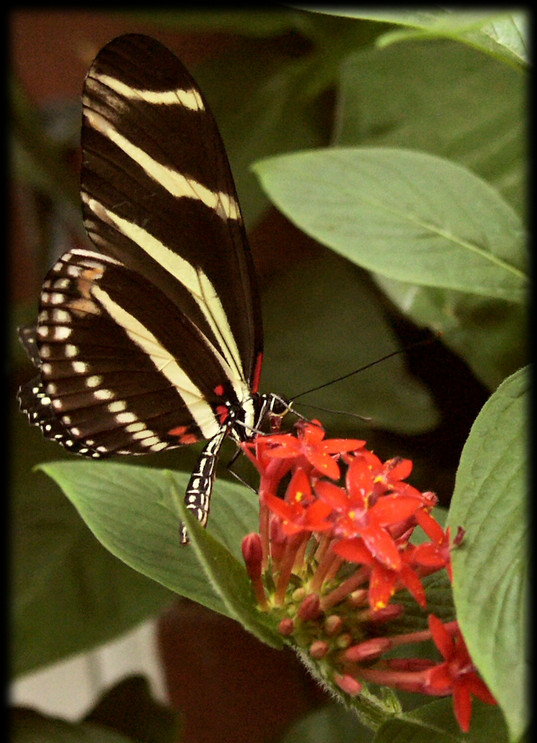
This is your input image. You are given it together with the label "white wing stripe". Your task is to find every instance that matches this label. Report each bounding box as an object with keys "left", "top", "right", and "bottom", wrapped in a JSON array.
[
  {"left": 82, "top": 195, "right": 245, "bottom": 387},
  {"left": 91, "top": 72, "right": 205, "bottom": 110},
  {"left": 91, "top": 284, "right": 221, "bottom": 440},
  {"left": 83, "top": 106, "right": 240, "bottom": 221}
]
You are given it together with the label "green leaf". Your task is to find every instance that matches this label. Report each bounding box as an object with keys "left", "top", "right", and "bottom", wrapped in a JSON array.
[
  {"left": 175, "top": 486, "right": 282, "bottom": 649},
  {"left": 448, "top": 366, "right": 529, "bottom": 742},
  {"left": 253, "top": 148, "right": 528, "bottom": 304},
  {"left": 261, "top": 251, "right": 439, "bottom": 436},
  {"left": 11, "top": 477, "right": 172, "bottom": 678},
  {"left": 37, "top": 461, "right": 260, "bottom": 621},
  {"left": 300, "top": 8, "right": 529, "bottom": 68},
  {"left": 11, "top": 707, "right": 135, "bottom": 743},
  {"left": 332, "top": 39, "right": 527, "bottom": 390},
  {"left": 374, "top": 697, "right": 508, "bottom": 742},
  {"left": 335, "top": 41, "right": 526, "bottom": 216}
]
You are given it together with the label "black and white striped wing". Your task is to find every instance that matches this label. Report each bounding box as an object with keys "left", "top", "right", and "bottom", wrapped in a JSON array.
[{"left": 18, "top": 34, "right": 263, "bottom": 458}]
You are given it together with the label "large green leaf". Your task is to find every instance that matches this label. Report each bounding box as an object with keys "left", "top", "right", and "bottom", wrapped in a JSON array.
[
  {"left": 333, "top": 39, "right": 527, "bottom": 391},
  {"left": 176, "top": 488, "right": 282, "bottom": 648},
  {"left": 302, "top": 8, "right": 528, "bottom": 68},
  {"left": 448, "top": 366, "right": 529, "bottom": 742},
  {"left": 253, "top": 148, "right": 528, "bottom": 304},
  {"left": 37, "top": 461, "right": 260, "bottom": 617}
]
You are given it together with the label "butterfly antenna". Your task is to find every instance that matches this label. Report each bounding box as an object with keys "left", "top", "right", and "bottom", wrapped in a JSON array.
[
  {"left": 291, "top": 333, "right": 439, "bottom": 402},
  {"left": 296, "top": 402, "right": 372, "bottom": 422}
]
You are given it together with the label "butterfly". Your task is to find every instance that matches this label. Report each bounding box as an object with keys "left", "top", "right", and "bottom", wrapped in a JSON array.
[{"left": 18, "top": 33, "right": 286, "bottom": 540}]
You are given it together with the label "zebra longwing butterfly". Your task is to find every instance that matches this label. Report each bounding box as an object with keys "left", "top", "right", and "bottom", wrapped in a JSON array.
[{"left": 18, "top": 33, "right": 286, "bottom": 540}]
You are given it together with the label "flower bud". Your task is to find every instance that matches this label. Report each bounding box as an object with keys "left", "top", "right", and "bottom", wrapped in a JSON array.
[
  {"left": 334, "top": 673, "right": 362, "bottom": 696},
  {"left": 324, "top": 615, "right": 343, "bottom": 636},
  {"left": 344, "top": 637, "right": 391, "bottom": 663},
  {"left": 278, "top": 618, "right": 294, "bottom": 636},
  {"left": 298, "top": 593, "right": 323, "bottom": 621},
  {"left": 310, "top": 640, "right": 329, "bottom": 659},
  {"left": 241, "top": 533, "right": 263, "bottom": 581}
]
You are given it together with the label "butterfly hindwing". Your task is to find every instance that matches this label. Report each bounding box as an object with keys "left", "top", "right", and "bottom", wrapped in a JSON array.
[{"left": 26, "top": 246, "right": 236, "bottom": 456}]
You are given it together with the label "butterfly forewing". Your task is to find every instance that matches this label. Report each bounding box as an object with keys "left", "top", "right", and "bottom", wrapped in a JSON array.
[{"left": 81, "top": 34, "right": 263, "bottom": 389}]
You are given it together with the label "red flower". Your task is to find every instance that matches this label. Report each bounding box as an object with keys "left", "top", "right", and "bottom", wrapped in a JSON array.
[
  {"left": 262, "top": 421, "right": 365, "bottom": 480},
  {"left": 372, "top": 455, "right": 413, "bottom": 493},
  {"left": 410, "top": 528, "right": 452, "bottom": 579},
  {"left": 334, "top": 537, "right": 426, "bottom": 610},
  {"left": 425, "top": 616, "right": 497, "bottom": 732},
  {"left": 240, "top": 423, "right": 483, "bottom": 732},
  {"left": 316, "top": 453, "right": 426, "bottom": 572},
  {"left": 263, "top": 468, "right": 333, "bottom": 536},
  {"left": 241, "top": 435, "right": 294, "bottom": 485}
]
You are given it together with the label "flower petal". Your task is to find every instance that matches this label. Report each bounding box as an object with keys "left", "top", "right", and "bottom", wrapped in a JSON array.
[
  {"left": 286, "top": 467, "right": 312, "bottom": 504},
  {"left": 453, "top": 680, "right": 473, "bottom": 732},
  {"left": 307, "top": 450, "right": 340, "bottom": 480},
  {"left": 303, "top": 499, "right": 333, "bottom": 531},
  {"left": 385, "top": 457, "right": 413, "bottom": 481},
  {"left": 315, "top": 480, "right": 349, "bottom": 509},
  {"left": 263, "top": 492, "right": 296, "bottom": 522},
  {"left": 332, "top": 537, "right": 373, "bottom": 564},
  {"left": 300, "top": 422, "right": 326, "bottom": 446},
  {"left": 428, "top": 615, "right": 454, "bottom": 660},
  {"left": 361, "top": 522, "right": 402, "bottom": 570},
  {"left": 465, "top": 675, "right": 497, "bottom": 706},
  {"left": 370, "top": 495, "right": 421, "bottom": 526},
  {"left": 399, "top": 564, "right": 426, "bottom": 607},
  {"left": 321, "top": 438, "right": 366, "bottom": 454},
  {"left": 414, "top": 509, "right": 446, "bottom": 543},
  {"left": 368, "top": 564, "right": 397, "bottom": 610}
]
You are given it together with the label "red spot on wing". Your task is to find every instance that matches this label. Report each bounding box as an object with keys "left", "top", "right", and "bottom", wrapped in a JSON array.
[
  {"left": 214, "top": 384, "right": 225, "bottom": 397},
  {"left": 169, "top": 425, "right": 199, "bottom": 445},
  {"left": 179, "top": 433, "right": 199, "bottom": 444}
]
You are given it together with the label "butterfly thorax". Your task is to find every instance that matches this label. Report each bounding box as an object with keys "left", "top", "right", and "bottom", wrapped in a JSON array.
[{"left": 221, "top": 391, "right": 289, "bottom": 443}]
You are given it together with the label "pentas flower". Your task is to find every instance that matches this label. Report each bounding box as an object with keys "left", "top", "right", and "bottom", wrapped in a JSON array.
[
  {"left": 425, "top": 615, "right": 497, "bottom": 732},
  {"left": 256, "top": 420, "right": 366, "bottom": 481},
  {"left": 263, "top": 468, "right": 333, "bottom": 536},
  {"left": 240, "top": 421, "right": 496, "bottom": 734}
]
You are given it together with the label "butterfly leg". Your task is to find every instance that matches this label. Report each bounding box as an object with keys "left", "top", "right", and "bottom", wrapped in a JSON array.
[{"left": 180, "top": 428, "right": 227, "bottom": 544}]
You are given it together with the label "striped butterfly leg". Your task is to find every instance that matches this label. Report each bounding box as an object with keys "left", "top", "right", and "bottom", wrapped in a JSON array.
[{"left": 180, "top": 427, "right": 227, "bottom": 544}]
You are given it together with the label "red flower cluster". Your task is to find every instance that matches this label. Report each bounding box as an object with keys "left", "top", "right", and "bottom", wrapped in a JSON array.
[{"left": 240, "top": 421, "right": 496, "bottom": 733}]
